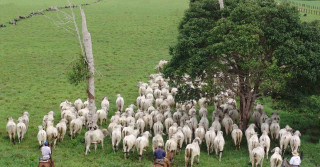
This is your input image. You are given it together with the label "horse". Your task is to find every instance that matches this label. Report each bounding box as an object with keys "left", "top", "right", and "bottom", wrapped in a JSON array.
[{"left": 38, "top": 157, "right": 55, "bottom": 167}]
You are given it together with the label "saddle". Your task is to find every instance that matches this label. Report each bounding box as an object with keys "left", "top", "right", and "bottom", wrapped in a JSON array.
[
  {"left": 155, "top": 159, "right": 165, "bottom": 165},
  {"left": 39, "top": 157, "right": 50, "bottom": 162}
]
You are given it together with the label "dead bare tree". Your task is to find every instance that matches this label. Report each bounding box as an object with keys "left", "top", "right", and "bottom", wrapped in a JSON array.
[
  {"left": 44, "top": 0, "right": 99, "bottom": 130},
  {"left": 80, "top": 7, "right": 98, "bottom": 130}
]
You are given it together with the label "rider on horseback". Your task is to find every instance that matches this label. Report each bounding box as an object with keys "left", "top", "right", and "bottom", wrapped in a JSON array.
[
  {"left": 40, "top": 142, "right": 51, "bottom": 161},
  {"left": 38, "top": 142, "right": 55, "bottom": 167},
  {"left": 153, "top": 143, "right": 166, "bottom": 165}
]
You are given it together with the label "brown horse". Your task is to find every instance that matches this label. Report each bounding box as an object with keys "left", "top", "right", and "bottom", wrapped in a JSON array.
[
  {"left": 38, "top": 158, "right": 55, "bottom": 167},
  {"left": 153, "top": 152, "right": 173, "bottom": 167}
]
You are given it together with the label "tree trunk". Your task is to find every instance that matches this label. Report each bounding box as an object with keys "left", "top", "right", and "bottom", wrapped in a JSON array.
[
  {"left": 218, "top": 0, "right": 224, "bottom": 9},
  {"left": 238, "top": 76, "right": 256, "bottom": 131},
  {"left": 80, "top": 8, "right": 98, "bottom": 130},
  {"left": 239, "top": 95, "right": 254, "bottom": 131}
]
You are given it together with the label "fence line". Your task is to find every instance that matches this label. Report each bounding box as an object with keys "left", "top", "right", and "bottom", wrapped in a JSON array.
[{"left": 287, "top": 0, "right": 320, "bottom": 15}]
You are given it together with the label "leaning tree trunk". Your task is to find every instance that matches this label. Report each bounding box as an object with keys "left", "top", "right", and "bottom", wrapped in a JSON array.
[{"left": 81, "top": 8, "right": 98, "bottom": 130}]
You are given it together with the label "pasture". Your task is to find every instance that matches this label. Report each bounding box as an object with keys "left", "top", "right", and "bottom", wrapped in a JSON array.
[
  {"left": 0, "top": 0, "right": 319, "bottom": 166},
  {"left": 290, "top": 0, "right": 320, "bottom": 22}
]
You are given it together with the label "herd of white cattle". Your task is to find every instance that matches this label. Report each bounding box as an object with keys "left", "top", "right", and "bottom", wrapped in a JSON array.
[{"left": 6, "top": 60, "right": 302, "bottom": 167}]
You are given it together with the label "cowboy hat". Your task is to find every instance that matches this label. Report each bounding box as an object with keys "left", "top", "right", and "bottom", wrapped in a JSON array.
[
  {"left": 292, "top": 150, "right": 299, "bottom": 156},
  {"left": 158, "top": 143, "right": 163, "bottom": 147}
]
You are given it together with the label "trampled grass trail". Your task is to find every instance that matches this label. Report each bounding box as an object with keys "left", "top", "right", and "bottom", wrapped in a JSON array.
[{"left": 0, "top": 0, "right": 319, "bottom": 166}]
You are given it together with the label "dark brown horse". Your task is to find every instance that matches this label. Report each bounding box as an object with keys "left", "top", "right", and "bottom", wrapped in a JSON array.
[{"left": 38, "top": 157, "right": 54, "bottom": 167}]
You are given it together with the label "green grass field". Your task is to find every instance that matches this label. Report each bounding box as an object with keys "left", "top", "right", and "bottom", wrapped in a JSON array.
[{"left": 0, "top": 0, "right": 319, "bottom": 166}]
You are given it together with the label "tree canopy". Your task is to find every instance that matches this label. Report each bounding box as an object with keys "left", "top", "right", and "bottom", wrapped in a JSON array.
[{"left": 163, "top": 0, "right": 320, "bottom": 129}]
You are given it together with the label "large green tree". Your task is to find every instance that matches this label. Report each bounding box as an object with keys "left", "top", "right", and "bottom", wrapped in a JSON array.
[{"left": 163, "top": 0, "right": 320, "bottom": 130}]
